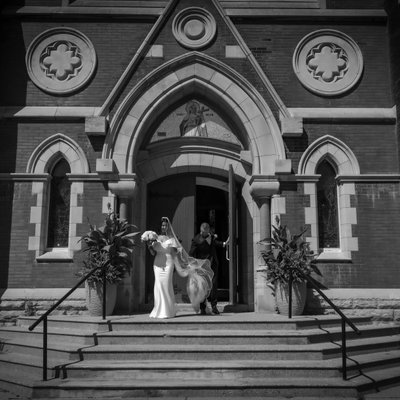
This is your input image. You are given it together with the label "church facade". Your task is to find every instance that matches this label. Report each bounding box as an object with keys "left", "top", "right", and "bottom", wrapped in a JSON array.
[{"left": 1, "top": 0, "right": 399, "bottom": 321}]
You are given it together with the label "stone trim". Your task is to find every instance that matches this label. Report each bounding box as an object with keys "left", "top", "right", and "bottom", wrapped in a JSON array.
[
  {"left": 27, "top": 135, "right": 89, "bottom": 257},
  {"left": 212, "top": 0, "right": 290, "bottom": 119},
  {"left": 107, "top": 52, "right": 285, "bottom": 176},
  {"left": 0, "top": 106, "right": 101, "bottom": 119},
  {"left": 288, "top": 106, "right": 396, "bottom": 122},
  {"left": 98, "top": 0, "right": 179, "bottom": 115},
  {"left": 27, "top": 133, "right": 90, "bottom": 174},
  {"left": 2, "top": 6, "right": 387, "bottom": 21},
  {"left": 224, "top": 9, "right": 387, "bottom": 19},
  {"left": 298, "top": 135, "right": 360, "bottom": 175},
  {"left": 299, "top": 136, "right": 359, "bottom": 259}
]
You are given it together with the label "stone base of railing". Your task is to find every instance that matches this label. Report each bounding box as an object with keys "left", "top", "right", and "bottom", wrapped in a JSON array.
[
  {"left": 305, "top": 288, "right": 400, "bottom": 324},
  {"left": 0, "top": 288, "right": 87, "bottom": 325}
]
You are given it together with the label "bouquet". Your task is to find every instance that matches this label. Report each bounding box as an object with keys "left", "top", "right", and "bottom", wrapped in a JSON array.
[{"left": 141, "top": 230, "right": 158, "bottom": 244}]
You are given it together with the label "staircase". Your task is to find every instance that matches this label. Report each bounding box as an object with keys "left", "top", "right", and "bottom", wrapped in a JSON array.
[{"left": 0, "top": 312, "right": 399, "bottom": 399}]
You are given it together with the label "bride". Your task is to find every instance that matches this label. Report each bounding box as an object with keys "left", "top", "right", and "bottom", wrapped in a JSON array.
[{"left": 142, "top": 217, "right": 214, "bottom": 319}]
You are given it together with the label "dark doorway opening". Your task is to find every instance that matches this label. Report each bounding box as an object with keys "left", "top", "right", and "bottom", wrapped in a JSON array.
[
  {"left": 195, "top": 185, "right": 229, "bottom": 301},
  {"left": 146, "top": 175, "right": 232, "bottom": 305}
]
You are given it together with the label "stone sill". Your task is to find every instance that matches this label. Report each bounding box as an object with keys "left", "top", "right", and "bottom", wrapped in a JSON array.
[{"left": 36, "top": 250, "right": 73, "bottom": 263}]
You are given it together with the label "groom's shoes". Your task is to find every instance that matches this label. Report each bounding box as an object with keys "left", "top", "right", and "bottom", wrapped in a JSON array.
[
  {"left": 200, "top": 308, "right": 207, "bottom": 315},
  {"left": 211, "top": 306, "right": 220, "bottom": 315}
]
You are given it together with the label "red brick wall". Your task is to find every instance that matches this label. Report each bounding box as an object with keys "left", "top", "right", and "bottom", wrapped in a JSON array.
[
  {"left": 1, "top": 1, "right": 399, "bottom": 293},
  {"left": 281, "top": 181, "right": 400, "bottom": 288},
  {"left": 287, "top": 123, "right": 398, "bottom": 174},
  {"left": 0, "top": 18, "right": 153, "bottom": 107},
  {"left": 14, "top": 121, "right": 99, "bottom": 173},
  {"left": 236, "top": 22, "right": 392, "bottom": 108},
  {"left": 6, "top": 177, "right": 108, "bottom": 288}
]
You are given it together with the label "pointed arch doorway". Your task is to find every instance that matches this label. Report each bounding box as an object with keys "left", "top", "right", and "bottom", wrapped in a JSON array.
[
  {"left": 145, "top": 173, "right": 239, "bottom": 309},
  {"left": 105, "top": 54, "right": 287, "bottom": 313}
]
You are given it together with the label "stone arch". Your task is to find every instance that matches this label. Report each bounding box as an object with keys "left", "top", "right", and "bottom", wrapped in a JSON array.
[
  {"left": 105, "top": 52, "right": 285, "bottom": 176},
  {"left": 27, "top": 133, "right": 89, "bottom": 174},
  {"left": 299, "top": 135, "right": 359, "bottom": 259},
  {"left": 27, "top": 133, "right": 87, "bottom": 258},
  {"left": 298, "top": 135, "right": 360, "bottom": 175}
]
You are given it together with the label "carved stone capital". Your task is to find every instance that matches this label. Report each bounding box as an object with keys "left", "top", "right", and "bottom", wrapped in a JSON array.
[
  {"left": 249, "top": 176, "right": 280, "bottom": 203},
  {"left": 108, "top": 175, "right": 138, "bottom": 198}
]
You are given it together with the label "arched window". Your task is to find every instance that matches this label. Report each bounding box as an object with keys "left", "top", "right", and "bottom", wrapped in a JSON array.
[
  {"left": 316, "top": 160, "right": 339, "bottom": 249},
  {"left": 47, "top": 159, "right": 71, "bottom": 248}
]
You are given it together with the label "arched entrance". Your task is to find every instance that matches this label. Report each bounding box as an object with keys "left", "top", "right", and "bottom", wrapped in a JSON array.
[
  {"left": 145, "top": 175, "right": 232, "bottom": 306},
  {"left": 104, "top": 53, "right": 286, "bottom": 312}
]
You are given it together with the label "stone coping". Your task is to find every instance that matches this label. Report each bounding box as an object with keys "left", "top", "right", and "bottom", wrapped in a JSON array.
[
  {"left": 2, "top": 288, "right": 399, "bottom": 301},
  {"left": 312, "top": 289, "right": 400, "bottom": 300}
]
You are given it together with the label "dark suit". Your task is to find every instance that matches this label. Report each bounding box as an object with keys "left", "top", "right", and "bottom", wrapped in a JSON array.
[{"left": 189, "top": 233, "right": 224, "bottom": 309}]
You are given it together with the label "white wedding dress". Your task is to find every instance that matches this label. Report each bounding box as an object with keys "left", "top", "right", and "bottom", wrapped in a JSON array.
[
  {"left": 149, "top": 238, "right": 176, "bottom": 319},
  {"left": 148, "top": 218, "right": 214, "bottom": 318}
]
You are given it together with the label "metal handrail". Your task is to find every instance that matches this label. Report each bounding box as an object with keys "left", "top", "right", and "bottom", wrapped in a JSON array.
[
  {"left": 288, "top": 271, "right": 361, "bottom": 380},
  {"left": 28, "top": 264, "right": 106, "bottom": 381}
]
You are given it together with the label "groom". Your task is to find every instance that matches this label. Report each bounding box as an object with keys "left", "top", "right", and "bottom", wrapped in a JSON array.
[{"left": 189, "top": 222, "right": 228, "bottom": 315}]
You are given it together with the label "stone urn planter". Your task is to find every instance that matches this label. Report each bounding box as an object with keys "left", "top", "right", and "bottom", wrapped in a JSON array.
[
  {"left": 275, "top": 280, "right": 307, "bottom": 316},
  {"left": 259, "top": 216, "right": 321, "bottom": 317},
  {"left": 76, "top": 205, "right": 139, "bottom": 317},
  {"left": 85, "top": 281, "right": 117, "bottom": 316}
]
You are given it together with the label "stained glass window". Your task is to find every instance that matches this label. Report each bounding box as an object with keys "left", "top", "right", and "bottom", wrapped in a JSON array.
[
  {"left": 317, "top": 160, "right": 339, "bottom": 249},
  {"left": 47, "top": 159, "right": 71, "bottom": 248}
]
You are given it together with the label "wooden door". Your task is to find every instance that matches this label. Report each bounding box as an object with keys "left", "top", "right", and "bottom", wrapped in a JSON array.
[{"left": 228, "top": 164, "right": 238, "bottom": 304}]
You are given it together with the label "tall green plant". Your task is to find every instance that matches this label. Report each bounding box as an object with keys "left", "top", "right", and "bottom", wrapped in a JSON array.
[
  {"left": 260, "top": 216, "right": 321, "bottom": 285},
  {"left": 77, "top": 206, "right": 139, "bottom": 284}
]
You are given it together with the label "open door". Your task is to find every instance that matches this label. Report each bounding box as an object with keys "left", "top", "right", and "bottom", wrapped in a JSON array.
[{"left": 228, "top": 164, "right": 237, "bottom": 304}]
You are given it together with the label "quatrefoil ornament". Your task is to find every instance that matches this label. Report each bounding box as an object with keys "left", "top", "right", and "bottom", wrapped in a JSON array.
[
  {"left": 26, "top": 28, "right": 96, "bottom": 95},
  {"left": 293, "top": 30, "right": 363, "bottom": 96}
]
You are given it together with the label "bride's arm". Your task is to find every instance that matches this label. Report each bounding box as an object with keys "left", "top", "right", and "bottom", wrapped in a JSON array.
[{"left": 147, "top": 241, "right": 156, "bottom": 256}]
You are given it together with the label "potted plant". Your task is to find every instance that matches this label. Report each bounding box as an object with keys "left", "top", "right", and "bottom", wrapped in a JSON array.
[
  {"left": 260, "top": 216, "right": 321, "bottom": 316},
  {"left": 76, "top": 205, "right": 139, "bottom": 316}
]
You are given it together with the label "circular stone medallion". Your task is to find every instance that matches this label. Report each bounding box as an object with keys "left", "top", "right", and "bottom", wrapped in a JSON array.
[
  {"left": 293, "top": 30, "right": 363, "bottom": 96},
  {"left": 172, "top": 7, "right": 217, "bottom": 49},
  {"left": 26, "top": 27, "right": 97, "bottom": 95}
]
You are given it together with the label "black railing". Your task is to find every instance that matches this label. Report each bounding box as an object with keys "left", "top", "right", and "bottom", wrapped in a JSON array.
[
  {"left": 28, "top": 264, "right": 107, "bottom": 381},
  {"left": 287, "top": 271, "right": 361, "bottom": 380}
]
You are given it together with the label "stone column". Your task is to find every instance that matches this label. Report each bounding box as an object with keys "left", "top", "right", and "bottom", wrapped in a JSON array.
[
  {"left": 108, "top": 176, "right": 138, "bottom": 313},
  {"left": 118, "top": 197, "right": 129, "bottom": 221},
  {"left": 249, "top": 176, "right": 280, "bottom": 313}
]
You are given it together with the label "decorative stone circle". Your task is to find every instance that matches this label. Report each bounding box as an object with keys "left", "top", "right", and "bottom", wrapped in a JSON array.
[
  {"left": 26, "top": 27, "right": 97, "bottom": 95},
  {"left": 293, "top": 29, "right": 363, "bottom": 96},
  {"left": 172, "top": 7, "right": 217, "bottom": 49}
]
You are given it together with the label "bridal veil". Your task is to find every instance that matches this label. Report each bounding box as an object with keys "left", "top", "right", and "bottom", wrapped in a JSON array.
[{"left": 162, "top": 217, "right": 214, "bottom": 312}]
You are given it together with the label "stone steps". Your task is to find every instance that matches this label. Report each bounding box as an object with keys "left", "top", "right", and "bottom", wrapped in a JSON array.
[
  {"left": 16, "top": 314, "right": 374, "bottom": 332},
  {"left": 0, "top": 312, "right": 399, "bottom": 398},
  {"left": 31, "top": 377, "right": 361, "bottom": 399}
]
